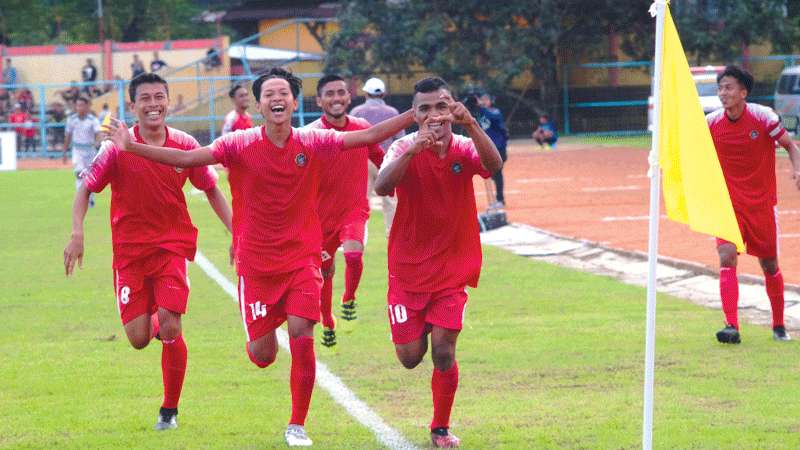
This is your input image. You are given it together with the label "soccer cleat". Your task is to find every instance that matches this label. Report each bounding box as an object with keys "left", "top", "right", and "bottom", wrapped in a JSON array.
[
  {"left": 284, "top": 424, "right": 313, "bottom": 447},
  {"left": 431, "top": 428, "right": 460, "bottom": 448},
  {"left": 716, "top": 325, "right": 741, "bottom": 344},
  {"left": 773, "top": 326, "right": 791, "bottom": 341},
  {"left": 154, "top": 408, "right": 178, "bottom": 431},
  {"left": 321, "top": 327, "right": 337, "bottom": 348},
  {"left": 341, "top": 300, "right": 357, "bottom": 321}
]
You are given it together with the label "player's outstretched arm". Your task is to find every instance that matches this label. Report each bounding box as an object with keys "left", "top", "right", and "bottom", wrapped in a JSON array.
[
  {"left": 105, "top": 118, "right": 216, "bottom": 168},
  {"left": 205, "top": 186, "right": 233, "bottom": 234},
  {"left": 342, "top": 109, "right": 415, "bottom": 150},
  {"left": 450, "top": 102, "right": 503, "bottom": 173},
  {"left": 374, "top": 131, "right": 434, "bottom": 196},
  {"left": 64, "top": 184, "right": 91, "bottom": 276},
  {"left": 777, "top": 133, "right": 800, "bottom": 190}
]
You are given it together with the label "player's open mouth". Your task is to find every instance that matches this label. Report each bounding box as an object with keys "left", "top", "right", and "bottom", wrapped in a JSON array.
[
  {"left": 428, "top": 122, "right": 442, "bottom": 130},
  {"left": 271, "top": 105, "right": 286, "bottom": 113},
  {"left": 146, "top": 111, "right": 161, "bottom": 119}
]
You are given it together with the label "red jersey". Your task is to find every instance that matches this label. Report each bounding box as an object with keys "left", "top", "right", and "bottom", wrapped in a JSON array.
[
  {"left": 305, "top": 115, "right": 384, "bottom": 232},
  {"left": 9, "top": 111, "right": 32, "bottom": 136},
  {"left": 83, "top": 125, "right": 219, "bottom": 269},
  {"left": 708, "top": 103, "right": 786, "bottom": 210},
  {"left": 210, "top": 126, "right": 345, "bottom": 276},
  {"left": 380, "top": 132, "right": 491, "bottom": 292},
  {"left": 222, "top": 110, "right": 253, "bottom": 135}
]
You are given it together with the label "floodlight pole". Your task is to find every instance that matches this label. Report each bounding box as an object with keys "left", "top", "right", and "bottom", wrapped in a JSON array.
[{"left": 643, "top": 2, "right": 666, "bottom": 450}]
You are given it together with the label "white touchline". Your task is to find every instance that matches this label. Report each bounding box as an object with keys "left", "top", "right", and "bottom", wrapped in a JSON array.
[
  {"left": 193, "top": 251, "right": 418, "bottom": 450},
  {"left": 582, "top": 185, "right": 644, "bottom": 192}
]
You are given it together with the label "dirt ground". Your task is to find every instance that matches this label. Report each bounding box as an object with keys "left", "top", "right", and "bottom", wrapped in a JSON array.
[{"left": 475, "top": 140, "right": 800, "bottom": 285}]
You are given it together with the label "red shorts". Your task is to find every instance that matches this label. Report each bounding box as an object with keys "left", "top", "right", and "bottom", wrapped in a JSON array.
[
  {"left": 387, "top": 278, "right": 468, "bottom": 345},
  {"left": 321, "top": 216, "right": 367, "bottom": 260},
  {"left": 113, "top": 250, "right": 189, "bottom": 325},
  {"left": 237, "top": 265, "right": 323, "bottom": 342},
  {"left": 716, "top": 206, "right": 779, "bottom": 259}
]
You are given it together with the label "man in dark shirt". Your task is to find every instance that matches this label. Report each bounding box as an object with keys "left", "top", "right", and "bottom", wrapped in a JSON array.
[{"left": 478, "top": 93, "right": 509, "bottom": 207}]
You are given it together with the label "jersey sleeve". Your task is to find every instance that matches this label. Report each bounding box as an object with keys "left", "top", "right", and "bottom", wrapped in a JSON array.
[
  {"left": 178, "top": 133, "right": 218, "bottom": 191},
  {"left": 222, "top": 111, "right": 235, "bottom": 135},
  {"left": 368, "top": 143, "right": 385, "bottom": 167},
  {"left": 764, "top": 108, "right": 787, "bottom": 141},
  {"left": 460, "top": 136, "right": 492, "bottom": 179},
  {"left": 83, "top": 141, "right": 117, "bottom": 193},
  {"left": 378, "top": 138, "right": 408, "bottom": 176},
  {"left": 295, "top": 127, "right": 345, "bottom": 157},
  {"left": 209, "top": 131, "right": 240, "bottom": 167},
  {"left": 65, "top": 116, "right": 74, "bottom": 135}
]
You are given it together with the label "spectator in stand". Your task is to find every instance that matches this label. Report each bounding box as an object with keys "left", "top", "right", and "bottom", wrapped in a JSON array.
[
  {"left": 9, "top": 103, "right": 36, "bottom": 152},
  {"left": 98, "top": 103, "right": 111, "bottom": 124},
  {"left": 48, "top": 102, "right": 67, "bottom": 151},
  {"left": 350, "top": 77, "right": 403, "bottom": 236},
  {"left": 16, "top": 88, "right": 34, "bottom": 112},
  {"left": 81, "top": 58, "right": 98, "bottom": 96},
  {"left": 60, "top": 82, "right": 81, "bottom": 111},
  {"left": 131, "top": 54, "right": 146, "bottom": 79},
  {"left": 477, "top": 92, "right": 509, "bottom": 207},
  {"left": 204, "top": 48, "right": 222, "bottom": 70},
  {"left": 0, "top": 87, "right": 9, "bottom": 116},
  {"left": 3, "top": 58, "right": 17, "bottom": 91},
  {"left": 170, "top": 94, "right": 186, "bottom": 114},
  {"left": 150, "top": 51, "right": 168, "bottom": 72},
  {"left": 532, "top": 113, "right": 558, "bottom": 150},
  {"left": 221, "top": 83, "right": 252, "bottom": 135}
]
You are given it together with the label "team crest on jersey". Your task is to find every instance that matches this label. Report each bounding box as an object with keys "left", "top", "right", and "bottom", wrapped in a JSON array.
[
  {"left": 750, "top": 130, "right": 759, "bottom": 140},
  {"left": 321, "top": 250, "right": 332, "bottom": 262},
  {"left": 451, "top": 162, "right": 463, "bottom": 174},
  {"left": 174, "top": 167, "right": 183, "bottom": 173},
  {"left": 295, "top": 153, "right": 307, "bottom": 167}
]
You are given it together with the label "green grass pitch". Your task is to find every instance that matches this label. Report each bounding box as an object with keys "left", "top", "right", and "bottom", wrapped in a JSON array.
[{"left": 1, "top": 168, "right": 798, "bottom": 449}]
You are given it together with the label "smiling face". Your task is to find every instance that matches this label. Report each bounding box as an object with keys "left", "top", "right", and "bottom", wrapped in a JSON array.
[
  {"left": 717, "top": 75, "right": 747, "bottom": 110},
  {"left": 232, "top": 86, "right": 250, "bottom": 111},
  {"left": 131, "top": 82, "right": 169, "bottom": 128},
  {"left": 412, "top": 88, "right": 453, "bottom": 141},
  {"left": 257, "top": 77, "right": 297, "bottom": 126},
  {"left": 316, "top": 80, "right": 351, "bottom": 120}
]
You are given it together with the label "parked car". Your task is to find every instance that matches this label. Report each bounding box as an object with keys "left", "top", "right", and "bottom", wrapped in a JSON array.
[{"left": 774, "top": 65, "right": 800, "bottom": 135}]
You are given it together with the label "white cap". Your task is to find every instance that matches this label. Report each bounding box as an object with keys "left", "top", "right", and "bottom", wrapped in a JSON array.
[{"left": 362, "top": 77, "right": 385, "bottom": 95}]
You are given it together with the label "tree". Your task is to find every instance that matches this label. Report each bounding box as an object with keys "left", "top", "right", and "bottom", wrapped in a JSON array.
[{"left": 324, "top": 0, "right": 654, "bottom": 114}]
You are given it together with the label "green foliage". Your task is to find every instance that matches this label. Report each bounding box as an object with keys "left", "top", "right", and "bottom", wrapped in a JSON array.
[{"left": 0, "top": 0, "right": 230, "bottom": 45}]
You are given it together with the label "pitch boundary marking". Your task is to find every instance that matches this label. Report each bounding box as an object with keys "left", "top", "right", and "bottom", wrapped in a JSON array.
[{"left": 194, "top": 250, "right": 418, "bottom": 450}]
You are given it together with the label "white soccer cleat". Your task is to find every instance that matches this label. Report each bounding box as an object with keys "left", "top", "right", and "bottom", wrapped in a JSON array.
[{"left": 285, "top": 424, "right": 313, "bottom": 447}]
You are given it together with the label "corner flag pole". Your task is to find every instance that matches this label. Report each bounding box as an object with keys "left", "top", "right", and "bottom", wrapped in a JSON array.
[{"left": 643, "top": 1, "right": 667, "bottom": 449}]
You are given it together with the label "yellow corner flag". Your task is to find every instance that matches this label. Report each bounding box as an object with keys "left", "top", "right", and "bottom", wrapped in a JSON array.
[{"left": 657, "top": 6, "right": 744, "bottom": 250}]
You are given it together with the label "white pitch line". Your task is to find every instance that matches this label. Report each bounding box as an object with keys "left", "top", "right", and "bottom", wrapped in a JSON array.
[
  {"left": 582, "top": 185, "right": 644, "bottom": 192},
  {"left": 626, "top": 174, "right": 649, "bottom": 179},
  {"left": 780, "top": 233, "right": 800, "bottom": 238},
  {"left": 779, "top": 210, "right": 800, "bottom": 215},
  {"left": 601, "top": 215, "right": 668, "bottom": 222},
  {"left": 193, "top": 251, "right": 417, "bottom": 450}
]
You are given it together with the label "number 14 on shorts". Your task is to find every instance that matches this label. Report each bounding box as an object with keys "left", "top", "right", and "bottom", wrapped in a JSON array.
[{"left": 249, "top": 301, "right": 267, "bottom": 320}]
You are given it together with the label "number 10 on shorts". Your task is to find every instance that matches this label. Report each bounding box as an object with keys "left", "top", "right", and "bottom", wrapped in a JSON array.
[{"left": 388, "top": 304, "right": 408, "bottom": 325}]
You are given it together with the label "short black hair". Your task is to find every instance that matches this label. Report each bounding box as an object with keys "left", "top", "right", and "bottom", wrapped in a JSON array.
[
  {"left": 229, "top": 83, "right": 247, "bottom": 98},
  {"left": 414, "top": 77, "right": 449, "bottom": 95},
  {"left": 252, "top": 67, "right": 302, "bottom": 102},
  {"left": 317, "top": 74, "right": 345, "bottom": 96},
  {"left": 129, "top": 72, "right": 169, "bottom": 102},
  {"left": 718, "top": 65, "right": 754, "bottom": 94},
  {"left": 76, "top": 96, "right": 90, "bottom": 105}
]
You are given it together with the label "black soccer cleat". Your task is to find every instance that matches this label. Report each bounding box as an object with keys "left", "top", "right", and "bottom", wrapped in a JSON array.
[
  {"left": 341, "top": 300, "right": 357, "bottom": 321},
  {"left": 321, "top": 327, "right": 337, "bottom": 347},
  {"left": 716, "top": 325, "right": 741, "bottom": 344},
  {"left": 773, "top": 326, "right": 791, "bottom": 341}
]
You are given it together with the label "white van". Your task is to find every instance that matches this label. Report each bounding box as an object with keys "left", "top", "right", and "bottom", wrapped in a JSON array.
[
  {"left": 774, "top": 65, "right": 800, "bottom": 135},
  {"left": 648, "top": 65, "right": 723, "bottom": 130}
]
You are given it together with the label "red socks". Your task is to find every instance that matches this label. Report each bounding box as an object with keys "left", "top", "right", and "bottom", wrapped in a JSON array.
[
  {"left": 430, "top": 362, "right": 459, "bottom": 431},
  {"left": 320, "top": 259, "right": 335, "bottom": 329},
  {"left": 765, "top": 269, "right": 785, "bottom": 328},
  {"left": 160, "top": 335, "right": 187, "bottom": 409},
  {"left": 719, "top": 267, "right": 739, "bottom": 329},
  {"left": 289, "top": 336, "right": 316, "bottom": 426},
  {"left": 342, "top": 251, "right": 363, "bottom": 303}
]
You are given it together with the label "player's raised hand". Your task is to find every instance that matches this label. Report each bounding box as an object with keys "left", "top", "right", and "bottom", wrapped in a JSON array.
[
  {"left": 448, "top": 101, "right": 473, "bottom": 125},
  {"left": 64, "top": 235, "right": 84, "bottom": 276},
  {"left": 409, "top": 129, "right": 436, "bottom": 154},
  {"left": 103, "top": 117, "right": 130, "bottom": 151}
]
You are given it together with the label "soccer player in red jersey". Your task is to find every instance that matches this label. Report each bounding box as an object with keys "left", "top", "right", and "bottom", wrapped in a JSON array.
[
  {"left": 374, "top": 77, "right": 502, "bottom": 448},
  {"left": 707, "top": 65, "right": 800, "bottom": 344},
  {"left": 104, "top": 67, "right": 413, "bottom": 446},
  {"left": 222, "top": 83, "right": 253, "bottom": 135},
  {"left": 63, "top": 73, "right": 233, "bottom": 430},
  {"left": 304, "top": 74, "right": 385, "bottom": 348}
]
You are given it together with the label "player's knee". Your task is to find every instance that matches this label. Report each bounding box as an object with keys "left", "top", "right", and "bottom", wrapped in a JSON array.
[
  {"left": 717, "top": 245, "right": 737, "bottom": 268},
  {"left": 129, "top": 335, "right": 150, "bottom": 350},
  {"left": 247, "top": 344, "right": 276, "bottom": 368},
  {"left": 398, "top": 354, "right": 424, "bottom": 370},
  {"left": 159, "top": 322, "right": 181, "bottom": 342},
  {"left": 760, "top": 258, "right": 779, "bottom": 275},
  {"left": 431, "top": 347, "right": 455, "bottom": 371}
]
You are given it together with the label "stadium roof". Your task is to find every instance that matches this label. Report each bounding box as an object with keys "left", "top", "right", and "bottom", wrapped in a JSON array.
[
  {"left": 221, "top": 1, "right": 340, "bottom": 22},
  {"left": 227, "top": 45, "right": 323, "bottom": 61}
]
